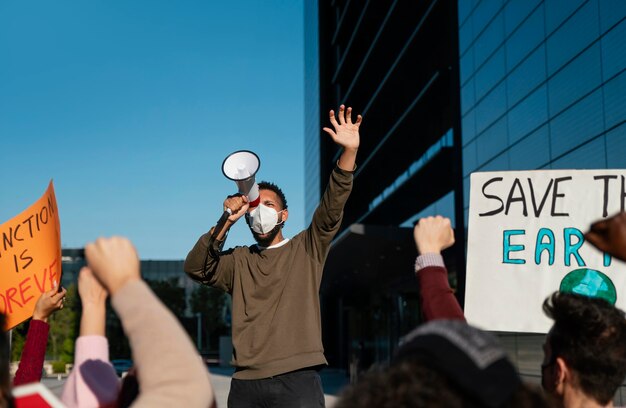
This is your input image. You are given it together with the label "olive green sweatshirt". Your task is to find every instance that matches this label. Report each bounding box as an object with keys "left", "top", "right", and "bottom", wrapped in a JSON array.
[{"left": 184, "top": 166, "right": 353, "bottom": 380}]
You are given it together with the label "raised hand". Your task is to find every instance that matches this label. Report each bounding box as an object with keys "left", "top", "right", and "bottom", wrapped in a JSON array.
[
  {"left": 32, "top": 284, "right": 67, "bottom": 322},
  {"left": 78, "top": 266, "right": 108, "bottom": 307},
  {"left": 413, "top": 216, "right": 455, "bottom": 255},
  {"left": 323, "top": 105, "right": 362, "bottom": 151},
  {"left": 223, "top": 194, "right": 249, "bottom": 223},
  {"left": 585, "top": 212, "right": 626, "bottom": 262},
  {"left": 85, "top": 236, "right": 141, "bottom": 296}
]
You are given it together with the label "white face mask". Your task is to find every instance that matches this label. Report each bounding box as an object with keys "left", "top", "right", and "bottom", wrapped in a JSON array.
[{"left": 246, "top": 204, "right": 284, "bottom": 234}]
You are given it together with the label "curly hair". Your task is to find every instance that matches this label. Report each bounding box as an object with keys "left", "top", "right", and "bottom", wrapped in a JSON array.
[
  {"left": 543, "top": 291, "right": 626, "bottom": 405},
  {"left": 257, "top": 181, "right": 287, "bottom": 210},
  {"left": 334, "top": 359, "right": 549, "bottom": 408}
]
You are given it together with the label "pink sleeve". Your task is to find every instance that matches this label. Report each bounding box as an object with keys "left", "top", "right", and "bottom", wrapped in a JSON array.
[
  {"left": 61, "top": 335, "right": 120, "bottom": 408},
  {"left": 112, "top": 280, "right": 214, "bottom": 407},
  {"left": 13, "top": 319, "right": 49, "bottom": 385},
  {"left": 415, "top": 254, "right": 466, "bottom": 322}
]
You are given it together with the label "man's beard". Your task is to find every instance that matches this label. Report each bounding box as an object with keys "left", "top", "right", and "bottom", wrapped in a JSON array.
[{"left": 251, "top": 223, "right": 283, "bottom": 247}]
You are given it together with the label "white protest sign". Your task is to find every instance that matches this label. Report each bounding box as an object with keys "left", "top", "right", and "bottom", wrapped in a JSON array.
[{"left": 465, "top": 170, "right": 626, "bottom": 333}]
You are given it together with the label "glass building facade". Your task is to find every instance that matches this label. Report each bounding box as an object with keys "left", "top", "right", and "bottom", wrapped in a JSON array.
[
  {"left": 308, "top": 0, "right": 626, "bottom": 399},
  {"left": 458, "top": 0, "right": 626, "bottom": 398},
  {"left": 460, "top": 0, "right": 626, "bottom": 220},
  {"left": 310, "top": 0, "right": 464, "bottom": 375}
]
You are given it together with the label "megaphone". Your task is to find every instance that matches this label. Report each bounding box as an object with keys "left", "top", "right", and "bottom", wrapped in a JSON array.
[{"left": 222, "top": 150, "right": 261, "bottom": 208}]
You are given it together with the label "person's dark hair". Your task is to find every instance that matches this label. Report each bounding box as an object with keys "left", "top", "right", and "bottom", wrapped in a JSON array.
[
  {"left": 117, "top": 367, "right": 139, "bottom": 408},
  {"left": 258, "top": 181, "right": 287, "bottom": 210},
  {"left": 543, "top": 291, "right": 626, "bottom": 404},
  {"left": 335, "top": 358, "right": 549, "bottom": 408}
]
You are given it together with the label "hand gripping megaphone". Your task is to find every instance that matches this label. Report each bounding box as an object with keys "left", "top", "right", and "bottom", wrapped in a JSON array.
[
  {"left": 211, "top": 150, "right": 261, "bottom": 240},
  {"left": 222, "top": 150, "right": 261, "bottom": 208}
]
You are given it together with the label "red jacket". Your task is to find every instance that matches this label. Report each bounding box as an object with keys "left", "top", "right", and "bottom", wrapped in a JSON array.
[
  {"left": 418, "top": 265, "right": 465, "bottom": 322},
  {"left": 13, "top": 319, "right": 49, "bottom": 385}
]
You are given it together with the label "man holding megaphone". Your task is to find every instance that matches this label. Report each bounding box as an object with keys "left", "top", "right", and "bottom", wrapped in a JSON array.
[{"left": 185, "top": 105, "right": 362, "bottom": 407}]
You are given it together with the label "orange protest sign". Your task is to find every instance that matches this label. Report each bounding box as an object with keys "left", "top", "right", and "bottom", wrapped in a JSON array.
[{"left": 0, "top": 181, "right": 61, "bottom": 330}]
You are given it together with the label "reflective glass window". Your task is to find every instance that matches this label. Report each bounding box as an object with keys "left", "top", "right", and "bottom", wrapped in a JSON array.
[
  {"left": 550, "top": 89, "right": 604, "bottom": 159},
  {"left": 462, "top": 109, "right": 477, "bottom": 145},
  {"left": 413, "top": 191, "right": 455, "bottom": 227},
  {"left": 606, "top": 123, "right": 626, "bottom": 168},
  {"left": 601, "top": 20, "right": 626, "bottom": 81},
  {"left": 477, "top": 116, "right": 508, "bottom": 164},
  {"left": 509, "top": 125, "right": 551, "bottom": 170},
  {"left": 551, "top": 136, "right": 606, "bottom": 169},
  {"left": 472, "top": 0, "right": 504, "bottom": 36},
  {"left": 504, "top": 0, "right": 542, "bottom": 36},
  {"left": 506, "top": 6, "right": 545, "bottom": 70},
  {"left": 459, "top": 15, "right": 475, "bottom": 55},
  {"left": 548, "top": 43, "right": 602, "bottom": 116},
  {"left": 508, "top": 84, "right": 549, "bottom": 143},
  {"left": 463, "top": 176, "right": 471, "bottom": 210},
  {"left": 507, "top": 45, "right": 547, "bottom": 107},
  {"left": 479, "top": 151, "right": 509, "bottom": 172},
  {"left": 461, "top": 77, "right": 476, "bottom": 116},
  {"left": 458, "top": 0, "right": 477, "bottom": 28},
  {"left": 463, "top": 139, "right": 478, "bottom": 177},
  {"left": 474, "top": 13, "right": 505, "bottom": 69},
  {"left": 460, "top": 47, "right": 475, "bottom": 85},
  {"left": 544, "top": 0, "right": 587, "bottom": 36},
  {"left": 475, "top": 82, "right": 507, "bottom": 135},
  {"left": 546, "top": 0, "right": 599, "bottom": 76},
  {"left": 475, "top": 48, "right": 506, "bottom": 101},
  {"left": 603, "top": 69, "right": 626, "bottom": 130},
  {"left": 598, "top": 0, "right": 626, "bottom": 34}
]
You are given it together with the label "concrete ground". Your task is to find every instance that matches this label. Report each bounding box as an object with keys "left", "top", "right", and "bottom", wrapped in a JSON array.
[
  {"left": 41, "top": 376, "right": 67, "bottom": 399},
  {"left": 39, "top": 368, "right": 347, "bottom": 407}
]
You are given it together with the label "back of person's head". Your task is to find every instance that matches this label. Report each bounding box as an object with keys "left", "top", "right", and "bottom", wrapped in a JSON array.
[
  {"left": 0, "top": 315, "right": 12, "bottom": 407},
  {"left": 117, "top": 367, "right": 139, "bottom": 408},
  {"left": 543, "top": 291, "right": 626, "bottom": 404},
  {"left": 336, "top": 320, "right": 550, "bottom": 408},
  {"left": 335, "top": 359, "right": 548, "bottom": 408}
]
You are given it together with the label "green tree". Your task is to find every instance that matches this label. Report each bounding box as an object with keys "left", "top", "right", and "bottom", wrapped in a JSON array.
[
  {"left": 10, "top": 285, "right": 79, "bottom": 363},
  {"left": 146, "top": 278, "right": 187, "bottom": 317},
  {"left": 190, "top": 285, "right": 228, "bottom": 352},
  {"left": 10, "top": 324, "right": 27, "bottom": 362},
  {"left": 106, "top": 306, "right": 131, "bottom": 359},
  {"left": 47, "top": 283, "right": 79, "bottom": 363},
  {"left": 107, "top": 278, "right": 187, "bottom": 359}
]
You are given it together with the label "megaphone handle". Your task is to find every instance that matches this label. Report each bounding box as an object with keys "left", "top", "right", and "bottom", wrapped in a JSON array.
[{"left": 211, "top": 209, "right": 232, "bottom": 241}]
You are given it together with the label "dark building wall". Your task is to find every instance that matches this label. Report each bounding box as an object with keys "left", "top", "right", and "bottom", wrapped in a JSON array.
[
  {"left": 317, "top": 1, "right": 463, "bottom": 230},
  {"left": 311, "top": 0, "right": 464, "bottom": 372}
]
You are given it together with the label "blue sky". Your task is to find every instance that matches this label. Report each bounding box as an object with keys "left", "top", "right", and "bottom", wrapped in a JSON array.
[{"left": 0, "top": 0, "right": 306, "bottom": 259}]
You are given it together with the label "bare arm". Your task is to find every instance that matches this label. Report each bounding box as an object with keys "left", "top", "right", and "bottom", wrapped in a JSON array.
[
  {"left": 78, "top": 267, "right": 107, "bottom": 336},
  {"left": 86, "top": 237, "right": 214, "bottom": 408},
  {"left": 61, "top": 267, "right": 118, "bottom": 407}
]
